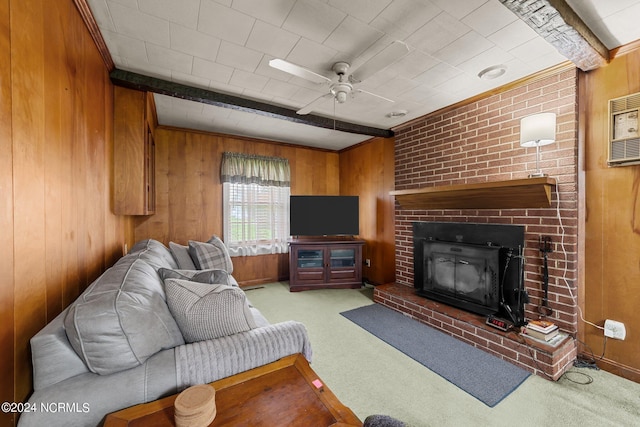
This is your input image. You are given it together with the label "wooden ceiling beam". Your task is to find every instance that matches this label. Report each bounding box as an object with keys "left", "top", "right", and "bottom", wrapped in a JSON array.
[
  {"left": 110, "top": 69, "right": 393, "bottom": 139},
  {"left": 499, "top": 0, "right": 609, "bottom": 71}
]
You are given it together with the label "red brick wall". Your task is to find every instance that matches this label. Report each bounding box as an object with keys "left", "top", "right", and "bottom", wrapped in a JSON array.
[{"left": 393, "top": 68, "right": 579, "bottom": 333}]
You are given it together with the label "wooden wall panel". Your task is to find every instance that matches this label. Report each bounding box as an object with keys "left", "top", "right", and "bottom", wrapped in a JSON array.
[
  {"left": 11, "top": 0, "right": 48, "bottom": 403},
  {"left": 200, "top": 133, "right": 221, "bottom": 236},
  {"left": 0, "top": 0, "right": 15, "bottom": 422},
  {"left": 291, "top": 146, "right": 340, "bottom": 195},
  {"left": 339, "top": 138, "right": 396, "bottom": 285},
  {"left": 1, "top": 1, "right": 129, "bottom": 423},
  {"left": 134, "top": 128, "right": 340, "bottom": 285},
  {"left": 43, "top": 0, "right": 67, "bottom": 320},
  {"left": 582, "top": 46, "right": 640, "bottom": 381},
  {"left": 80, "top": 12, "right": 112, "bottom": 286}
]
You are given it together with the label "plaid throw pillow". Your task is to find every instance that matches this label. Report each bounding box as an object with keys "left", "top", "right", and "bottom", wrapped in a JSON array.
[{"left": 188, "top": 239, "right": 233, "bottom": 273}]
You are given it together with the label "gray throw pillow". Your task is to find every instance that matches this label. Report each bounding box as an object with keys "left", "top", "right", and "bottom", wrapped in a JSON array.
[
  {"left": 158, "top": 267, "right": 232, "bottom": 286},
  {"left": 169, "top": 242, "right": 197, "bottom": 270},
  {"left": 164, "top": 279, "right": 257, "bottom": 343},
  {"left": 188, "top": 238, "right": 233, "bottom": 273}
]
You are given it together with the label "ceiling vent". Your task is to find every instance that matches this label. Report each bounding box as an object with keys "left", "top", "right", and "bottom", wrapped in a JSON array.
[{"left": 609, "top": 92, "right": 640, "bottom": 166}]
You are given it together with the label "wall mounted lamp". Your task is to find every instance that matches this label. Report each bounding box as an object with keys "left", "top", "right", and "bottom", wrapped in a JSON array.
[{"left": 520, "top": 112, "right": 556, "bottom": 177}]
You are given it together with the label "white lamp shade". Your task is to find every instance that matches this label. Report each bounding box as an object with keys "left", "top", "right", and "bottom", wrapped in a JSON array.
[{"left": 520, "top": 113, "right": 556, "bottom": 147}]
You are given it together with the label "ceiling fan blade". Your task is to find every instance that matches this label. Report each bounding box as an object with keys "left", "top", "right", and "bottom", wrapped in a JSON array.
[
  {"left": 355, "top": 89, "right": 395, "bottom": 103},
  {"left": 268, "top": 58, "right": 332, "bottom": 84},
  {"left": 296, "top": 93, "right": 334, "bottom": 115},
  {"left": 350, "top": 41, "right": 410, "bottom": 83}
]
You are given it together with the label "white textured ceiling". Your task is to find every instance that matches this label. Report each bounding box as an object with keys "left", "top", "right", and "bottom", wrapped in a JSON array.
[{"left": 87, "top": 0, "right": 640, "bottom": 150}]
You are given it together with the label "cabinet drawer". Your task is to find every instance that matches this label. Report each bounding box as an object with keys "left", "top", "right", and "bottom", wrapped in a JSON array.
[
  {"left": 329, "top": 268, "right": 357, "bottom": 281},
  {"left": 295, "top": 269, "right": 325, "bottom": 282}
]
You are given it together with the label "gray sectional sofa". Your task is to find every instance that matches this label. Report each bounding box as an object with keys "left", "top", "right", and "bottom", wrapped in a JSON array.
[{"left": 19, "top": 239, "right": 312, "bottom": 427}]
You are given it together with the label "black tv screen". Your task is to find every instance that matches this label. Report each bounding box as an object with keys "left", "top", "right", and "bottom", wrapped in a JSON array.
[{"left": 290, "top": 196, "right": 359, "bottom": 236}]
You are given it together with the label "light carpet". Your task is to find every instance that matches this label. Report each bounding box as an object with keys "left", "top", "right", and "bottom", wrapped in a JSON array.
[{"left": 246, "top": 283, "right": 640, "bottom": 426}]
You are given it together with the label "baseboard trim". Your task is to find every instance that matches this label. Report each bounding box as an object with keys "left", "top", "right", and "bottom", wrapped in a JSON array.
[
  {"left": 582, "top": 353, "right": 640, "bottom": 383},
  {"left": 239, "top": 277, "right": 283, "bottom": 288}
]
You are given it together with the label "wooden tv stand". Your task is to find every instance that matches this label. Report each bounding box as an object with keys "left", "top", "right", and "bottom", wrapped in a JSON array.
[{"left": 289, "top": 238, "right": 364, "bottom": 292}]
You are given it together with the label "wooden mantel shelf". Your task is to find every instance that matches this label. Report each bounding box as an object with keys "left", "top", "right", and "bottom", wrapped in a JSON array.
[{"left": 390, "top": 177, "right": 556, "bottom": 210}]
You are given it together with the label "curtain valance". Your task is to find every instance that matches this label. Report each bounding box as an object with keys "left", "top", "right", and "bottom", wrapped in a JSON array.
[{"left": 221, "top": 152, "right": 290, "bottom": 187}]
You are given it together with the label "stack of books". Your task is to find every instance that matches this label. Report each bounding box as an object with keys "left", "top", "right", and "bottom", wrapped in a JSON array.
[{"left": 523, "top": 319, "right": 559, "bottom": 341}]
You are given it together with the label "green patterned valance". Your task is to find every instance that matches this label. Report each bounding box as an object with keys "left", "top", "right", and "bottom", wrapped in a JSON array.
[{"left": 220, "top": 152, "right": 290, "bottom": 187}]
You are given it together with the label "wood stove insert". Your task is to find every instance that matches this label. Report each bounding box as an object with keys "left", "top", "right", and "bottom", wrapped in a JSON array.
[{"left": 413, "top": 222, "right": 527, "bottom": 326}]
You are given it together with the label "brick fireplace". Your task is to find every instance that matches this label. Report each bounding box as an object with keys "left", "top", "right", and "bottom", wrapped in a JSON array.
[{"left": 377, "top": 67, "right": 580, "bottom": 380}]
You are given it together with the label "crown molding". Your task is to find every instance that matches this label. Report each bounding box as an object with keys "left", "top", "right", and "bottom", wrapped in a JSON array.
[
  {"left": 610, "top": 38, "right": 640, "bottom": 59},
  {"left": 73, "top": 0, "right": 114, "bottom": 71}
]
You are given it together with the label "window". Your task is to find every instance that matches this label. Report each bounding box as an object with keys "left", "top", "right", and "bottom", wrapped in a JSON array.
[{"left": 221, "top": 153, "right": 290, "bottom": 256}]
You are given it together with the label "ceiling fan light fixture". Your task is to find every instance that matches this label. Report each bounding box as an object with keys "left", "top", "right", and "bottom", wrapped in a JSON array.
[
  {"left": 331, "top": 82, "right": 352, "bottom": 103},
  {"left": 478, "top": 64, "right": 507, "bottom": 80}
]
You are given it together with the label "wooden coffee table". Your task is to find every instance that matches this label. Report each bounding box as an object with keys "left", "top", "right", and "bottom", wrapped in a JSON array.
[{"left": 104, "top": 354, "right": 362, "bottom": 426}]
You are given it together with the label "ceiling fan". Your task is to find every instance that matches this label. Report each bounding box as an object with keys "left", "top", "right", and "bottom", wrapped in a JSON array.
[{"left": 269, "top": 41, "right": 410, "bottom": 115}]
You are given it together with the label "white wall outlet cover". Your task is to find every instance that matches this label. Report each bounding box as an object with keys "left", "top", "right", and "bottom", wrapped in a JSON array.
[{"left": 604, "top": 319, "right": 626, "bottom": 340}]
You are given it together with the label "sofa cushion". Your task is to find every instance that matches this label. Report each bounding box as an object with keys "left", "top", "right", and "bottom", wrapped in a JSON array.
[
  {"left": 188, "top": 237, "right": 233, "bottom": 273},
  {"left": 164, "top": 279, "right": 256, "bottom": 343},
  {"left": 129, "top": 239, "right": 179, "bottom": 270},
  {"left": 64, "top": 258, "right": 185, "bottom": 375},
  {"left": 158, "top": 267, "right": 232, "bottom": 286},
  {"left": 169, "top": 242, "right": 197, "bottom": 270}
]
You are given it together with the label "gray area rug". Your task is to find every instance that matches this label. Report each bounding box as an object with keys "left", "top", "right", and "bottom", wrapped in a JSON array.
[{"left": 340, "top": 303, "right": 530, "bottom": 407}]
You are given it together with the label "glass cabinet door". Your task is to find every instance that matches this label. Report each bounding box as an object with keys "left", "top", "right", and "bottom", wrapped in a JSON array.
[
  {"left": 297, "top": 249, "right": 324, "bottom": 268},
  {"left": 330, "top": 248, "right": 355, "bottom": 268}
]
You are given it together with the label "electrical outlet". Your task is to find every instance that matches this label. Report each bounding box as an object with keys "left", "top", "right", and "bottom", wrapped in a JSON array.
[
  {"left": 365, "top": 259, "right": 371, "bottom": 267},
  {"left": 604, "top": 319, "right": 626, "bottom": 340}
]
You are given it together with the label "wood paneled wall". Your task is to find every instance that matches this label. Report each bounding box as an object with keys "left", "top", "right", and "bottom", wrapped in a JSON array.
[
  {"left": 133, "top": 127, "right": 340, "bottom": 285},
  {"left": 1, "top": 1, "right": 129, "bottom": 424},
  {"left": 581, "top": 43, "right": 640, "bottom": 381},
  {"left": 339, "top": 138, "right": 396, "bottom": 285},
  {"left": 1, "top": 0, "right": 15, "bottom": 418}
]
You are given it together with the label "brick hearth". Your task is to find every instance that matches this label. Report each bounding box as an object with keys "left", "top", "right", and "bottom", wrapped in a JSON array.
[{"left": 374, "top": 283, "right": 577, "bottom": 380}]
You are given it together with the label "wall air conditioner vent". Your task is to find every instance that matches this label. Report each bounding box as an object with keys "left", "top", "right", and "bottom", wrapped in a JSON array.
[{"left": 609, "top": 92, "right": 640, "bottom": 166}]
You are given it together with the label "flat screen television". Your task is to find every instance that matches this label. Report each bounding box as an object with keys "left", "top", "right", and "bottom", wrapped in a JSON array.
[{"left": 290, "top": 195, "right": 359, "bottom": 237}]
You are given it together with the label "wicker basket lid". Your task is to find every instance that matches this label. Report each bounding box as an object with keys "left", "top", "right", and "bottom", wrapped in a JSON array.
[{"left": 174, "top": 384, "right": 216, "bottom": 427}]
